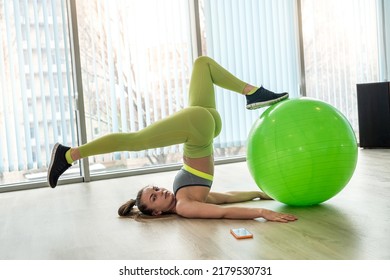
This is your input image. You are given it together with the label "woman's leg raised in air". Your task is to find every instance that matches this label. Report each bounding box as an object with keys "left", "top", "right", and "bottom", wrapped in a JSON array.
[
  {"left": 48, "top": 106, "right": 217, "bottom": 188},
  {"left": 66, "top": 56, "right": 250, "bottom": 165},
  {"left": 188, "top": 56, "right": 288, "bottom": 110},
  {"left": 187, "top": 56, "right": 250, "bottom": 109}
]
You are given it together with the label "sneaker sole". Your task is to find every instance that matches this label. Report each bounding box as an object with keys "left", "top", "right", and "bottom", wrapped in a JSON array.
[
  {"left": 246, "top": 93, "right": 289, "bottom": 110},
  {"left": 47, "top": 142, "right": 60, "bottom": 188}
]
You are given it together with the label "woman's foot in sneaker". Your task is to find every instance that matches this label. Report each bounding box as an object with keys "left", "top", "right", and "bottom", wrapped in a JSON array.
[
  {"left": 246, "top": 86, "right": 289, "bottom": 110},
  {"left": 47, "top": 143, "right": 72, "bottom": 188}
]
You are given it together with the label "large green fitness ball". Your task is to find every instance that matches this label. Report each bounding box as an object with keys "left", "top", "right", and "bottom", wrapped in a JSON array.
[{"left": 247, "top": 98, "right": 358, "bottom": 206}]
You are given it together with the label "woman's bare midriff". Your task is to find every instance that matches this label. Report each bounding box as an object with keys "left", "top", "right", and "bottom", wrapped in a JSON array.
[
  {"left": 183, "top": 155, "right": 214, "bottom": 176},
  {"left": 176, "top": 155, "right": 214, "bottom": 202}
]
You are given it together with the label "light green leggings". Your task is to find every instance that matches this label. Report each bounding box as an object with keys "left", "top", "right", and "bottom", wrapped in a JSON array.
[{"left": 75, "top": 56, "right": 247, "bottom": 161}]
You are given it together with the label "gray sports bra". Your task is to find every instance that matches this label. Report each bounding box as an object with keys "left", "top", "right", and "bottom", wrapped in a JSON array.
[{"left": 172, "top": 165, "right": 213, "bottom": 195}]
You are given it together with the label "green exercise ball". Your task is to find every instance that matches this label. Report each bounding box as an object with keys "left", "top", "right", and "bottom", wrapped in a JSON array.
[{"left": 247, "top": 98, "right": 358, "bottom": 206}]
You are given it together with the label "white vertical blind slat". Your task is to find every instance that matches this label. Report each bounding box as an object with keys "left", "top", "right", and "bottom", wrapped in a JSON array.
[
  {"left": 51, "top": 1, "right": 67, "bottom": 145},
  {"left": 5, "top": 0, "right": 21, "bottom": 170},
  {"left": 14, "top": 0, "right": 33, "bottom": 169}
]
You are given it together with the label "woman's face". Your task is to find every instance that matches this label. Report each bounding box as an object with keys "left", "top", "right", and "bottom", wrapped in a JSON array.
[{"left": 140, "top": 186, "right": 176, "bottom": 216}]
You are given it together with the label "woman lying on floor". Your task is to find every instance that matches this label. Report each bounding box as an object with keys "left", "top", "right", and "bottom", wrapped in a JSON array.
[{"left": 48, "top": 56, "right": 297, "bottom": 223}]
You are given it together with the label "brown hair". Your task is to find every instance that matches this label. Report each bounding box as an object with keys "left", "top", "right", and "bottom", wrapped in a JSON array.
[{"left": 118, "top": 187, "right": 153, "bottom": 217}]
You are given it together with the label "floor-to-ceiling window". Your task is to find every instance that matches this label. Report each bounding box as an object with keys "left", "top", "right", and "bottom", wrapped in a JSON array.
[{"left": 75, "top": 0, "right": 195, "bottom": 176}]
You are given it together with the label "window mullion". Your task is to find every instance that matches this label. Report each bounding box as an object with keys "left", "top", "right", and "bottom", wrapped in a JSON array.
[{"left": 66, "top": 0, "right": 90, "bottom": 182}]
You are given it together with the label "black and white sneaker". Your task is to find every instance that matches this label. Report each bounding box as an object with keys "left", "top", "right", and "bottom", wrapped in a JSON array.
[
  {"left": 246, "top": 86, "right": 289, "bottom": 110},
  {"left": 47, "top": 143, "right": 71, "bottom": 188}
]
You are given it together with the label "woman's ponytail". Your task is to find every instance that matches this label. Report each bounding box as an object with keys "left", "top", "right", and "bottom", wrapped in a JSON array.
[{"left": 118, "top": 199, "right": 137, "bottom": 216}]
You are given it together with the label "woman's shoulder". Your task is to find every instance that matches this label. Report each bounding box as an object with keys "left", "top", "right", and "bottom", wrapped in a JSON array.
[{"left": 175, "top": 185, "right": 211, "bottom": 202}]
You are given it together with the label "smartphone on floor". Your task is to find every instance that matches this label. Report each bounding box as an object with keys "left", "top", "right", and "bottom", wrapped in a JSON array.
[{"left": 230, "top": 228, "right": 253, "bottom": 239}]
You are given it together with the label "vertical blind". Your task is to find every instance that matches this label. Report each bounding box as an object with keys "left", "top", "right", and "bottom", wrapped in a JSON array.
[
  {"left": 301, "top": 0, "right": 380, "bottom": 132},
  {"left": 76, "top": 0, "right": 194, "bottom": 167},
  {"left": 0, "top": 0, "right": 76, "bottom": 175},
  {"left": 201, "top": 0, "right": 300, "bottom": 150}
]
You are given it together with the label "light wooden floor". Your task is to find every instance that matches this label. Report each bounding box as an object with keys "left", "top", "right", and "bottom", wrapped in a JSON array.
[{"left": 0, "top": 149, "right": 389, "bottom": 260}]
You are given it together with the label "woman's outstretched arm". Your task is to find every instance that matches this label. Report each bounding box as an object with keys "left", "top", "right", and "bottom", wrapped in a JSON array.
[
  {"left": 175, "top": 200, "right": 297, "bottom": 222},
  {"left": 206, "top": 191, "right": 273, "bottom": 204}
]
